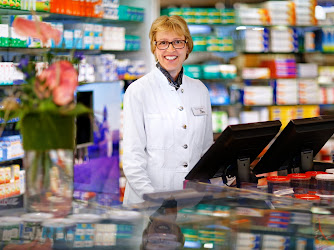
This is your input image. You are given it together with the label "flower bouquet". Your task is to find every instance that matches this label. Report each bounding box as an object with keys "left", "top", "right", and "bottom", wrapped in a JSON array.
[{"left": 0, "top": 16, "right": 91, "bottom": 217}]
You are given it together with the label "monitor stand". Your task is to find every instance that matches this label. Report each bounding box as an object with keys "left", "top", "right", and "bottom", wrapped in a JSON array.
[{"left": 300, "top": 149, "right": 313, "bottom": 172}]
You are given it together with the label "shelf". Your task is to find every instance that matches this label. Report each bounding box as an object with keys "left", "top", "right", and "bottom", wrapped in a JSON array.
[
  {"left": 189, "top": 23, "right": 331, "bottom": 28},
  {"left": 0, "top": 156, "right": 22, "bottom": 164},
  {"left": 0, "top": 47, "right": 140, "bottom": 55},
  {"left": 0, "top": 8, "right": 143, "bottom": 24}
]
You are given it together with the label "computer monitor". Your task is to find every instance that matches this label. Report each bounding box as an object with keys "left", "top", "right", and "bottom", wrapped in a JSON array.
[
  {"left": 76, "top": 91, "right": 93, "bottom": 146},
  {"left": 185, "top": 120, "right": 282, "bottom": 185},
  {"left": 252, "top": 116, "right": 334, "bottom": 175}
]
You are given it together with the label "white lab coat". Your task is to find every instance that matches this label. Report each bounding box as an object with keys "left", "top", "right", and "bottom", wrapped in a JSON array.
[{"left": 122, "top": 67, "right": 213, "bottom": 205}]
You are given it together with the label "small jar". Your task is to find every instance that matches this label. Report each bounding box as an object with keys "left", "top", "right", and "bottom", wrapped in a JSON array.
[
  {"left": 316, "top": 174, "right": 334, "bottom": 195},
  {"left": 288, "top": 173, "right": 310, "bottom": 194},
  {"left": 294, "top": 194, "right": 320, "bottom": 206},
  {"left": 267, "top": 176, "right": 291, "bottom": 195},
  {"left": 305, "top": 171, "right": 328, "bottom": 192}
]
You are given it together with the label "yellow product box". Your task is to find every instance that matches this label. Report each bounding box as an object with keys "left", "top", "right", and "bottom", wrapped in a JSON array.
[
  {"left": 0, "top": 185, "right": 4, "bottom": 199},
  {"left": 3, "top": 183, "right": 10, "bottom": 198},
  {"left": 0, "top": 168, "right": 5, "bottom": 184},
  {"left": 5, "top": 167, "right": 11, "bottom": 183},
  {"left": 269, "top": 106, "right": 296, "bottom": 128},
  {"left": 13, "top": 164, "right": 20, "bottom": 180},
  {"left": 14, "top": 180, "right": 20, "bottom": 195},
  {"left": 296, "top": 105, "right": 320, "bottom": 118}
]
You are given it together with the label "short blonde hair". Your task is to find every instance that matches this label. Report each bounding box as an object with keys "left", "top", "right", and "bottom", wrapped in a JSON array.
[{"left": 149, "top": 15, "right": 193, "bottom": 60}]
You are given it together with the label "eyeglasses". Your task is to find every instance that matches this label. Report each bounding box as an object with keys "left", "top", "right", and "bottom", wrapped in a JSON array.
[{"left": 155, "top": 40, "right": 187, "bottom": 50}]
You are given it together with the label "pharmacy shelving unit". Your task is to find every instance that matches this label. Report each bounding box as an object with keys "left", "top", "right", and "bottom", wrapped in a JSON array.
[{"left": 0, "top": 0, "right": 159, "bottom": 212}]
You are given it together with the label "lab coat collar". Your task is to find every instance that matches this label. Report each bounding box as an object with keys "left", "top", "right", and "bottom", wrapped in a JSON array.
[{"left": 153, "top": 67, "right": 188, "bottom": 92}]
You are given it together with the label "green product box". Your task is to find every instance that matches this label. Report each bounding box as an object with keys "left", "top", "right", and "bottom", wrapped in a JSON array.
[
  {"left": 184, "top": 65, "right": 202, "bottom": 79},
  {"left": 202, "top": 64, "right": 220, "bottom": 79},
  {"left": 120, "top": 6, "right": 144, "bottom": 22},
  {"left": 208, "top": 8, "right": 221, "bottom": 24},
  {"left": 206, "top": 36, "right": 220, "bottom": 52},
  {"left": 36, "top": 0, "right": 50, "bottom": 12},
  {"left": 2, "top": 0, "right": 10, "bottom": 8},
  {"left": 162, "top": 8, "right": 182, "bottom": 16},
  {"left": 194, "top": 8, "right": 208, "bottom": 24},
  {"left": 0, "top": 24, "right": 9, "bottom": 47},
  {"left": 192, "top": 36, "right": 207, "bottom": 51},
  {"left": 182, "top": 8, "right": 195, "bottom": 24}
]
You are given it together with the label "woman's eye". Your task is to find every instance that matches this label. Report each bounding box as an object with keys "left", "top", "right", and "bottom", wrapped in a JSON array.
[
  {"left": 159, "top": 41, "right": 167, "bottom": 45},
  {"left": 174, "top": 40, "right": 182, "bottom": 44}
]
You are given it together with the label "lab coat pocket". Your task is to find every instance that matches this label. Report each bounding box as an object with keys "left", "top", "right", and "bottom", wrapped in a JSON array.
[
  {"left": 145, "top": 113, "right": 174, "bottom": 150},
  {"left": 193, "top": 115, "right": 206, "bottom": 148}
]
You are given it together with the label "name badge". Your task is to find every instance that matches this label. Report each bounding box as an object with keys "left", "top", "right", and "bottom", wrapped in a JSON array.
[{"left": 191, "top": 106, "right": 207, "bottom": 116}]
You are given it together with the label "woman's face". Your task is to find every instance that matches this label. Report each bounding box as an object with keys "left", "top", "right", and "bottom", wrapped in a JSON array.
[{"left": 154, "top": 29, "right": 188, "bottom": 80}]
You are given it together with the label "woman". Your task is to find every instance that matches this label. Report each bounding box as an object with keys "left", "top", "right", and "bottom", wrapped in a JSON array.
[{"left": 122, "top": 15, "right": 213, "bottom": 205}]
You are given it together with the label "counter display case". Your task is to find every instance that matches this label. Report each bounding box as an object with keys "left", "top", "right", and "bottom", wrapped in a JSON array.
[{"left": 0, "top": 181, "right": 332, "bottom": 249}]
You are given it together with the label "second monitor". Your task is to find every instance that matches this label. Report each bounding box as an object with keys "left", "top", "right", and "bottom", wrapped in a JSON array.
[{"left": 252, "top": 116, "right": 334, "bottom": 175}]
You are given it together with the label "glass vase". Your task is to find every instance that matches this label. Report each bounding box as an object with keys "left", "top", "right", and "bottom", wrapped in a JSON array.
[
  {"left": 24, "top": 149, "right": 73, "bottom": 218},
  {"left": 21, "top": 113, "right": 75, "bottom": 218}
]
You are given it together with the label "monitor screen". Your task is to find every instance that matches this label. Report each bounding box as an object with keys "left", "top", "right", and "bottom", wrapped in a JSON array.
[
  {"left": 76, "top": 91, "right": 93, "bottom": 146},
  {"left": 252, "top": 116, "right": 334, "bottom": 175},
  {"left": 185, "top": 120, "right": 282, "bottom": 182}
]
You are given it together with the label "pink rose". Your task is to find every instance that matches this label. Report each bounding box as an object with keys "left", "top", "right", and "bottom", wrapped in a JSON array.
[
  {"left": 37, "top": 61, "right": 78, "bottom": 106},
  {"left": 12, "top": 17, "right": 61, "bottom": 45}
]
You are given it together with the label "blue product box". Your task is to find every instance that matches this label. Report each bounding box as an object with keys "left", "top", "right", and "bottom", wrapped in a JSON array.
[
  {"left": 73, "top": 29, "right": 83, "bottom": 49},
  {"left": 206, "top": 83, "right": 230, "bottom": 105},
  {"left": 63, "top": 30, "right": 74, "bottom": 49}
]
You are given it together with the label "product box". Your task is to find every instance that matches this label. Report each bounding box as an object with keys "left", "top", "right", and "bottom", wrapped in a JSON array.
[
  {"left": 242, "top": 68, "right": 270, "bottom": 79},
  {"left": 63, "top": 30, "right": 74, "bottom": 49},
  {"left": 0, "top": 24, "right": 9, "bottom": 47},
  {"left": 184, "top": 65, "right": 202, "bottom": 79},
  {"left": 298, "top": 79, "right": 320, "bottom": 104},
  {"left": 212, "top": 111, "right": 229, "bottom": 133},
  {"left": 244, "top": 28, "right": 269, "bottom": 52},
  {"left": 243, "top": 86, "right": 273, "bottom": 106},
  {"left": 297, "top": 63, "right": 318, "bottom": 78},
  {"left": 206, "top": 83, "right": 230, "bottom": 105},
  {"left": 270, "top": 27, "right": 298, "bottom": 52},
  {"left": 274, "top": 79, "right": 298, "bottom": 105}
]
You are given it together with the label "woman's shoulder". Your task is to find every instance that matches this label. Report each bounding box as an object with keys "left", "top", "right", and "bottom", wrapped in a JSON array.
[
  {"left": 125, "top": 71, "right": 154, "bottom": 93},
  {"left": 183, "top": 75, "right": 208, "bottom": 91}
]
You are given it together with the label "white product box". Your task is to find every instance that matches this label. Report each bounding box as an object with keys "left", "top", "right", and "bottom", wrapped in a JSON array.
[{"left": 243, "top": 86, "right": 273, "bottom": 105}]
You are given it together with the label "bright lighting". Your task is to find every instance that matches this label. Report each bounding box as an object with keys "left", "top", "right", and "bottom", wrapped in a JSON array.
[
  {"left": 204, "top": 243, "right": 214, "bottom": 248},
  {"left": 236, "top": 26, "right": 247, "bottom": 30},
  {"left": 315, "top": 5, "right": 326, "bottom": 20}
]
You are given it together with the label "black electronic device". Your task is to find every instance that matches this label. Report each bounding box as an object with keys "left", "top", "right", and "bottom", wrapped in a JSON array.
[
  {"left": 185, "top": 120, "right": 282, "bottom": 186},
  {"left": 76, "top": 91, "right": 93, "bottom": 146},
  {"left": 252, "top": 116, "right": 334, "bottom": 175}
]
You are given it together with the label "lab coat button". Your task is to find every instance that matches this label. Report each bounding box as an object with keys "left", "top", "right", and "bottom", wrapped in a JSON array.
[
  {"left": 181, "top": 89, "right": 184, "bottom": 93},
  {"left": 183, "top": 144, "right": 188, "bottom": 149},
  {"left": 179, "top": 106, "right": 184, "bottom": 111},
  {"left": 183, "top": 163, "right": 188, "bottom": 168},
  {"left": 182, "top": 124, "right": 187, "bottom": 129}
]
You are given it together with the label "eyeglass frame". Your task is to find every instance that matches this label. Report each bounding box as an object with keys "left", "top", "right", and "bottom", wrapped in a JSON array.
[{"left": 154, "top": 40, "right": 187, "bottom": 50}]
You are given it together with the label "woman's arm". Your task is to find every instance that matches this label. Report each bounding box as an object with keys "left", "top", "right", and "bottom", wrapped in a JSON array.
[
  {"left": 202, "top": 88, "right": 214, "bottom": 156},
  {"left": 122, "top": 85, "right": 155, "bottom": 199}
]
